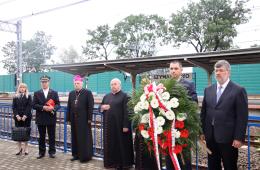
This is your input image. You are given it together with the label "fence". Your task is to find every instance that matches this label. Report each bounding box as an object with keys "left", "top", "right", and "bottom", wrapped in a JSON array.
[
  {"left": 0, "top": 103, "right": 104, "bottom": 158},
  {"left": 0, "top": 102, "right": 259, "bottom": 169}
]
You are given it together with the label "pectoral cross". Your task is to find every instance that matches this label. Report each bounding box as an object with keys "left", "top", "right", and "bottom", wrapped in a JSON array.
[{"left": 74, "top": 99, "right": 78, "bottom": 105}]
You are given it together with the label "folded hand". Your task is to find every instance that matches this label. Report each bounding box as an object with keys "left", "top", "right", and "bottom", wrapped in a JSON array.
[
  {"left": 101, "top": 104, "right": 110, "bottom": 112},
  {"left": 232, "top": 140, "right": 242, "bottom": 148},
  {"left": 123, "top": 128, "right": 129, "bottom": 133},
  {"left": 22, "top": 115, "right": 27, "bottom": 121},
  {"left": 16, "top": 115, "right": 22, "bottom": 121}
]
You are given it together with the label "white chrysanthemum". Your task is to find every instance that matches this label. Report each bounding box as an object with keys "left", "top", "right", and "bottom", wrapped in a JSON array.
[
  {"left": 172, "top": 129, "right": 180, "bottom": 138},
  {"left": 134, "top": 101, "right": 142, "bottom": 113},
  {"left": 141, "top": 113, "right": 150, "bottom": 123},
  {"left": 156, "top": 116, "right": 165, "bottom": 126},
  {"left": 141, "top": 130, "right": 150, "bottom": 138},
  {"left": 165, "top": 101, "right": 173, "bottom": 110},
  {"left": 169, "top": 97, "right": 179, "bottom": 108},
  {"left": 177, "top": 113, "right": 187, "bottom": 121},
  {"left": 150, "top": 98, "right": 159, "bottom": 108},
  {"left": 171, "top": 97, "right": 179, "bottom": 102},
  {"left": 142, "top": 101, "right": 149, "bottom": 110},
  {"left": 140, "top": 94, "right": 147, "bottom": 102},
  {"left": 157, "top": 88, "right": 164, "bottom": 94},
  {"left": 134, "top": 105, "right": 140, "bottom": 113},
  {"left": 161, "top": 92, "right": 170, "bottom": 101},
  {"left": 165, "top": 110, "right": 175, "bottom": 120},
  {"left": 156, "top": 126, "right": 163, "bottom": 134}
]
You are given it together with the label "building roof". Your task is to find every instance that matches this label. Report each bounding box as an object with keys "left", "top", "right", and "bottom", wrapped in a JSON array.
[{"left": 45, "top": 47, "right": 260, "bottom": 76}]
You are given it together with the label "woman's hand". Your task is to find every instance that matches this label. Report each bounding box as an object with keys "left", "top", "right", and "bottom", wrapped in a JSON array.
[
  {"left": 16, "top": 115, "right": 22, "bottom": 121},
  {"left": 22, "top": 115, "right": 27, "bottom": 121}
]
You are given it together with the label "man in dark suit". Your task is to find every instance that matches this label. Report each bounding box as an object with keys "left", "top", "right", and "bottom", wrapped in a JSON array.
[
  {"left": 200, "top": 60, "right": 248, "bottom": 170},
  {"left": 166, "top": 60, "right": 198, "bottom": 170},
  {"left": 33, "top": 75, "right": 60, "bottom": 159}
]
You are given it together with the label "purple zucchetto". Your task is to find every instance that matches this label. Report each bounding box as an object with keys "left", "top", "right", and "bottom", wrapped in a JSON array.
[{"left": 73, "top": 75, "right": 83, "bottom": 82}]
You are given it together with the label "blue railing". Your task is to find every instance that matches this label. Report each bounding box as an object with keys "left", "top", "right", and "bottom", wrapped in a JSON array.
[
  {"left": 0, "top": 102, "right": 259, "bottom": 169},
  {"left": 0, "top": 103, "right": 104, "bottom": 157}
]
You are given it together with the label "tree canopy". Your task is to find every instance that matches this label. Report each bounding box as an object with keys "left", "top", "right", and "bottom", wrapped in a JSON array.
[
  {"left": 59, "top": 46, "right": 80, "bottom": 64},
  {"left": 1, "top": 31, "right": 56, "bottom": 73},
  {"left": 1, "top": 41, "right": 17, "bottom": 74},
  {"left": 112, "top": 14, "right": 166, "bottom": 59},
  {"left": 166, "top": 0, "right": 250, "bottom": 52},
  {"left": 82, "top": 24, "right": 114, "bottom": 60}
]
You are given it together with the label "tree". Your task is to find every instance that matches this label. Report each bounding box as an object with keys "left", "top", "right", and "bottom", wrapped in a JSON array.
[
  {"left": 1, "top": 41, "right": 17, "bottom": 74},
  {"left": 1, "top": 31, "right": 56, "bottom": 73},
  {"left": 59, "top": 46, "right": 80, "bottom": 64},
  {"left": 82, "top": 24, "right": 114, "bottom": 60},
  {"left": 23, "top": 31, "right": 56, "bottom": 72},
  {"left": 166, "top": 0, "right": 250, "bottom": 52},
  {"left": 112, "top": 14, "right": 166, "bottom": 59}
]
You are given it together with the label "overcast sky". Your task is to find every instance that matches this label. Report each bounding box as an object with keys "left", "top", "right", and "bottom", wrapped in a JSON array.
[{"left": 0, "top": 0, "right": 260, "bottom": 74}]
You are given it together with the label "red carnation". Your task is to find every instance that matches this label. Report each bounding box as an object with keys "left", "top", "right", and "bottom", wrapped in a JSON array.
[
  {"left": 163, "top": 130, "right": 171, "bottom": 138},
  {"left": 138, "top": 123, "right": 145, "bottom": 131},
  {"left": 182, "top": 143, "right": 188, "bottom": 148},
  {"left": 173, "top": 145, "right": 183, "bottom": 154},
  {"left": 180, "top": 129, "right": 189, "bottom": 138},
  {"left": 175, "top": 120, "right": 184, "bottom": 129}
]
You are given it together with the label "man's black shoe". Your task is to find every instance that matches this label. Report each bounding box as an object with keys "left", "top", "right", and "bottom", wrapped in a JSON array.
[
  {"left": 49, "top": 154, "right": 55, "bottom": 158},
  {"left": 70, "top": 157, "right": 79, "bottom": 161},
  {"left": 37, "top": 154, "right": 45, "bottom": 159}
]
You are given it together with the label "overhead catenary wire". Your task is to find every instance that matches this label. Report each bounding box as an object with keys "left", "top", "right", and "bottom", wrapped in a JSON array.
[{"left": 5, "top": 0, "right": 90, "bottom": 22}]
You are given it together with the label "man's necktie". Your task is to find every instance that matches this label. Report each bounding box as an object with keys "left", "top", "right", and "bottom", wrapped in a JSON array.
[{"left": 216, "top": 86, "right": 222, "bottom": 103}]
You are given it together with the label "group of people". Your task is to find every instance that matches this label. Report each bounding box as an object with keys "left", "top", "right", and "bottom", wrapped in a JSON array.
[
  {"left": 12, "top": 59, "right": 248, "bottom": 170},
  {"left": 12, "top": 75, "right": 60, "bottom": 158}
]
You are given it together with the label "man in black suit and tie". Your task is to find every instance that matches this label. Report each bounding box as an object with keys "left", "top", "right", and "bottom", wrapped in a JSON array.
[
  {"left": 166, "top": 60, "right": 198, "bottom": 170},
  {"left": 200, "top": 60, "right": 248, "bottom": 170},
  {"left": 33, "top": 75, "right": 60, "bottom": 159}
]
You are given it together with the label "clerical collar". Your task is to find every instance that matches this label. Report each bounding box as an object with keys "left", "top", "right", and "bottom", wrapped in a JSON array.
[{"left": 75, "top": 88, "right": 83, "bottom": 93}]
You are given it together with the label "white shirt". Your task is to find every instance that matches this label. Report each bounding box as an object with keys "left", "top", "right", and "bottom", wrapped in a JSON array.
[
  {"left": 217, "top": 78, "right": 230, "bottom": 94},
  {"left": 43, "top": 88, "right": 49, "bottom": 98}
]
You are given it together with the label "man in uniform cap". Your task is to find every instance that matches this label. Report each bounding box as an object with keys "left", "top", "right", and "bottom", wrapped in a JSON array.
[{"left": 32, "top": 75, "right": 60, "bottom": 159}]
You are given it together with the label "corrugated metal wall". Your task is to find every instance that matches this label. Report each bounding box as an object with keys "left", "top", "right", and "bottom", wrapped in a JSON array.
[
  {"left": 0, "top": 71, "right": 140, "bottom": 94},
  {"left": 88, "top": 71, "right": 139, "bottom": 94},
  {"left": 0, "top": 74, "right": 15, "bottom": 92}
]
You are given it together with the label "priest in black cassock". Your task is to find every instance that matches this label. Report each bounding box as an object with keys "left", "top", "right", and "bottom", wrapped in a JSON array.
[
  {"left": 66, "top": 75, "right": 94, "bottom": 163},
  {"left": 100, "top": 78, "right": 134, "bottom": 170}
]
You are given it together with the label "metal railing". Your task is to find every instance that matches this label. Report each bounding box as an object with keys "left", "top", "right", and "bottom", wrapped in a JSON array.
[
  {"left": 0, "top": 102, "right": 259, "bottom": 169},
  {"left": 0, "top": 103, "right": 104, "bottom": 157},
  {"left": 247, "top": 115, "right": 260, "bottom": 170}
]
